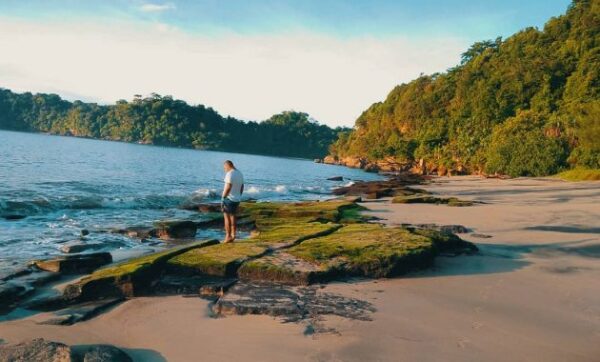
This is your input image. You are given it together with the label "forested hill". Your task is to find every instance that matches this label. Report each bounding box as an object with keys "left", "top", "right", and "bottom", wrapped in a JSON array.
[
  {"left": 330, "top": 0, "right": 600, "bottom": 176},
  {"left": 0, "top": 89, "right": 343, "bottom": 159}
]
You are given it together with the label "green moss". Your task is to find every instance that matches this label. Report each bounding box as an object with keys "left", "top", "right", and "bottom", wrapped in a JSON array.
[
  {"left": 287, "top": 224, "right": 436, "bottom": 278},
  {"left": 63, "top": 240, "right": 217, "bottom": 301},
  {"left": 391, "top": 195, "right": 474, "bottom": 206},
  {"left": 167, "top": 243, "right": 268, "bottom": 277},
  {"left": 556, "top": 168, "right": 600, "bottom": 181},
  {"left": 446, "top": 197, "right": 474, "bottom": 207}
]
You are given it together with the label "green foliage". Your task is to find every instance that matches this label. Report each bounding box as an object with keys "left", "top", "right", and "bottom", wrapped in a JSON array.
[
  {"left": 485, "top": 110, "right": 569, "bottom": 176},
  {"left": 0, "top": 92, "right": 342, "bottom": 159},
  {"left": 557, "top": 168, "right": 600, "bottom": 181},
  {"left": 330, "top": 0, "right": 600, "bottom": 175}
]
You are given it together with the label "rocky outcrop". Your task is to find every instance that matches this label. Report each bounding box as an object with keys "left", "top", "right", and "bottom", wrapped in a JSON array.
[
  {"left": 154, "top": 220, "right": 197, "bottom": 239},
  {"left": 60, "top": 241, "right": 104, "bottom": 254},
  {"left": 34, "top": 253, "right": 112, "bottom": 274},
  {"left": 0, "top": 339, "right": 132, "bottom": 362},
  {"left": 332, "top": 174, "right": 426, "bottom": 199},
  {"left": 392, "top": 194, "right": 475, "bottom": 206},
  {"left": 62, "top": 240, "right": 218, "bottom": 302},
  {"left": 0, "top": 339, "right": 71, "bottom": 362}
]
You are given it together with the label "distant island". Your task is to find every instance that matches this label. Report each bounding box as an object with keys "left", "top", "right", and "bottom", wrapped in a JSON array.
[
  {"left": 328, "top": 0, "right": 599, "bottom": 177},
  {"left": 0, "top": 89, "right": 344, "bottom": 159}
]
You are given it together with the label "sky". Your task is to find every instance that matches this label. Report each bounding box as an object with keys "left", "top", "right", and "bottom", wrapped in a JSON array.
[{"left": 0, "top": 0, "right": 572, "bottom": 127}]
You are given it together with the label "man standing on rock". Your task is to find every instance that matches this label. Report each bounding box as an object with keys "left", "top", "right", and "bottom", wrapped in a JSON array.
[{"left": 221, "top": 160, "right": 244, "bottom": 243}]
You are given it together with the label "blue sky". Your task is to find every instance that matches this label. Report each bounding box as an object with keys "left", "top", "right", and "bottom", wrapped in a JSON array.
[{"left": 0, "top": 0, "right": 572, "bottom": 126}]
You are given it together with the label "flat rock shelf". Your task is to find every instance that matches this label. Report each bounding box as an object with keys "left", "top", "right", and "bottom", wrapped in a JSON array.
[{"left": 3, "top": 197, "right": 477, "bottom": 325}]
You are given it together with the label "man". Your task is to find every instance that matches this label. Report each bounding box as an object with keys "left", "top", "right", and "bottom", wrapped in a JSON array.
[{"left": 221, "top": 160, "right": 244, "bottom": 243}]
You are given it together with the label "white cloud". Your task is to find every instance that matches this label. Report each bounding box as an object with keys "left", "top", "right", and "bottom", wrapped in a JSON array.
[
  {"left": 139, "top": 3, "right": 175, "bottom": 13},
  {"left": 0, "top": 18, "right": 468, "bottom": 127}
]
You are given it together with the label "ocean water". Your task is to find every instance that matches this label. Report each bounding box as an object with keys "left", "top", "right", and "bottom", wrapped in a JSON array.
[{"left": 0, "top": 130, "right": 380, "bottom": 276}]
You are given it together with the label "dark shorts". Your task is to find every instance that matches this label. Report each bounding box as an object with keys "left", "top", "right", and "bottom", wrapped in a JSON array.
[{"left": 222, "top": 199, "right": 240, "bottom": 214}]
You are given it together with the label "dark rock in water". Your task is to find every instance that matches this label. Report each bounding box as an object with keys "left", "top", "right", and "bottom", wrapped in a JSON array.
[
  {"left": 34, "top": 252, "right": 112, "bottom": 274},
  {"left": 196, "top": 203, "right": 222, "bottom": 213},
  {"left": 0, "top": 282, "right": 28, "bottom": 312},
  {"left": 0, "top": 338, "right": 71, "bottom": 362},
  {"left": 471, "top": 233, "right": 493, "bottom": 238},
  {"left": 112, "top": 226, "right": 157, "bottom": 239},
  {"left": 80, "top": 345, "right": 132, "bottom": 362},
  {"left": 2, "top": 214, "right": 27, "bottom": 220},
  {"left": 38, "top": 298, "right": 124, "bottom": 325},
  {"left": 81, "top": 229, "right": 90, "bottom": 236},
  {"left": 327, "top": 176, "right": 344, "bottom": 181},
  {"left": 60, "top": 241, "right": 104, "bottom": 254},
  {"left": 154, "top": 220, "right": 197, "bottom": 239},
  {"left": 332, "top": 174, "right": 425, "bottom": 199},
  {"left": 314, "top": 158, "right": 322, "bottom": 163}
]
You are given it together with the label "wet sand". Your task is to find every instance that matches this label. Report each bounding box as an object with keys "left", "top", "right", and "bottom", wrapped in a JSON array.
[{"left": 1, "top": 176, "right": 599, "bottom": 361}]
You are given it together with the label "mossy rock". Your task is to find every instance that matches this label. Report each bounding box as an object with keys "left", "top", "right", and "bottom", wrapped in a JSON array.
[
  {"left": 240, "top": 200, "right": 360, "bottom": 223},
  {"left": 392, "top": 195, "right": 474, "bottom": 206},
  {"left": 251, "top": 219, "right": 342, "bottom": 248},
  {"left": 238, "top": 252, "right": 327, "bottom": 285},
  {"left": 167, "top": 243, "right": 268, "bottom": 277},
  {"left": 446, "top": 197, "right": 474, "bottom": 207},
  {"left": 391, "top": 194, "right": 446, "bottom": 204},
  {"left": 63, "top": 240, "right": 218, "bottom": 301},
  {"left": 287, "top": 224, "right": 438, "bottom": 279}
]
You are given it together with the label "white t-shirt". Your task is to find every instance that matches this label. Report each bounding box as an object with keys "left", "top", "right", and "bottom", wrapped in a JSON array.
[{"left": 224, "top": 169, "right": 244, "bottom": 202}]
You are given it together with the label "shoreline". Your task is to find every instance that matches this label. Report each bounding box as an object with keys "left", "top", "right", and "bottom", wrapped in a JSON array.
[{"left": 1, "top": 175, "right": 599, "bottom": 361}]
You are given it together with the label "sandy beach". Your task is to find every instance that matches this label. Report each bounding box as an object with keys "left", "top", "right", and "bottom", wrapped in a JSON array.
[{"left": 1, "top": 176, "right": 599, "bottom": 361}]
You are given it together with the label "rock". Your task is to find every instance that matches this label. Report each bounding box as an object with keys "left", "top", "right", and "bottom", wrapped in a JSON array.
[
  {"left": 0, "top": 338, "right": 71, "bottom": 362},
  {"left": 154, "top": 220, "right": 197, "bottom": 239},
  {"left": 313, "top": 159, "right": 322, "bottom": 163},
  {"left": 211, "top": 283, "right": 375, "bottom": 323},
  {"left": 196, "top": 203, "right": 222, "bottom": 213},
  {"left": 81, "top": 229, "right": 90, "bottom": 236},
  {"left": 112, "top": 226, "right": 157, "bottom": 239},
  {"left": 34, "top": 252, "right": 112, "bottom": 274},
  {"left": 0, "top": 282, "right": 28, "bottom": 312},
  {"left": 410, "top": 224, "right": 470, "bottom": 234},
  {"left": 363, "top": 163, "right": 380, "bottom": 172},
  {"left": 63, "top": 240, "right": 217, "bottom": 302},
  {"left": 81, "top": 345, "right": 132, "bottom": 362},
  {"left": 154, "top": 275, "right": 237, "bottom": 299},
  {"left": 2, "top": 214, "right": 27, "bottom": 220},
  {"left": 60, "top": 241, "right": 104, "bottom": 254},
  {"left": 471, "top": 233, "right": 493, "bottom": 238},
  {"left": 332, "top": 174, "right": 424, "bottom": 199},
  {"left": 322, "top": 155, "right": 337, "bottom": 164},
  {"left": 38, "top": 298, "right": 124, "bottom": 325},
  {"left": 326, "top": 176, "right": 344, "bottom": 181}
]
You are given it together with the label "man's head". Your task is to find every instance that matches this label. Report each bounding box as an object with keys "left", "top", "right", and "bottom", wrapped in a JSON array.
[{"left": 223, "top": 160, "right": 235, "bottom": 172}]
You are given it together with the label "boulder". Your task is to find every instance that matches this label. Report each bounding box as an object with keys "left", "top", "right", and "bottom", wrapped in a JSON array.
[
  {"left": 326, "top": 176, "right": 344, "bottom": 181},
  {"left": 322, "top": 155, "right": 337, "bottom": 164},
  {"left": 34, "top": 252, "right": 112, "bottom": 274},
  {"left": 112, "top": 226, "right": 157, "bottom": 239},
  {"left": 81, "top": 345, "right": 132, "bottom": 362},
  {"left": 81, "top": 229, "right": 90, "bottom": 236},
  {"left": 2, "top": 214, "right": 27, "bottom": 221},
  {"left": 38, "top": 298, "right": 124, "bottom": 325},
  {"left": 0, "top": 282, "right": 28, "bottom": 311},
  {"left": 60, "top": 241, "right": 104, "bottom": 254},
  {"left": 313, "top": 159, "right": 322, "bottom": 163},
  {"left": 0, "top": 338, "right": 71, "bottom": 362},
  {"left": 154, "top": 220, "right": 197, "bottom": 239}
]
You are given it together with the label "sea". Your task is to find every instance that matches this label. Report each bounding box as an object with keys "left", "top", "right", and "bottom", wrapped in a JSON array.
[{"left": 0, "top": 130, "right": 381, "bottom": 277}]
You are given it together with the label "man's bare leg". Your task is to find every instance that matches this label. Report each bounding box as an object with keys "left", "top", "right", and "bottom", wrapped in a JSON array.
[
  {"left": 223, "top": 213, "right": 232, "bottom": 242},
  {"left": 230, "top": 213, "right": 237, "bottom": 241}
]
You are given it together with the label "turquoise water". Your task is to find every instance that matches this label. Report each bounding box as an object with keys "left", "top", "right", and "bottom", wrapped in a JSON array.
[{"left": 0, "top": 130, "right": 380, "bottom": 276}]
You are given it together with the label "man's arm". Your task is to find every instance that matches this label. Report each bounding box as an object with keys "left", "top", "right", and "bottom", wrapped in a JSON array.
[
  {"left": 240, "top": 184, "right": 244, "bottom": 196},
  {"left": 222, "top": 183, "right": 232, "bottom": 199}
]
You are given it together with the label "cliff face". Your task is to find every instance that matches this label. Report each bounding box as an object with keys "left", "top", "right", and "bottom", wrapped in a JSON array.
[{"left": 329, "top": 0, "right": 600, "bottom": 177}]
